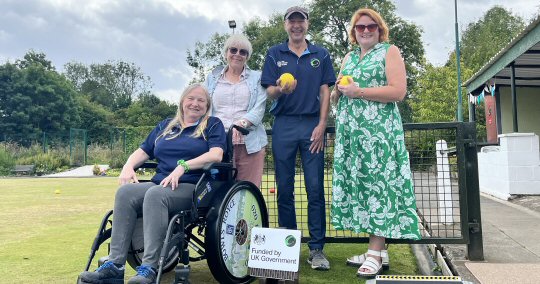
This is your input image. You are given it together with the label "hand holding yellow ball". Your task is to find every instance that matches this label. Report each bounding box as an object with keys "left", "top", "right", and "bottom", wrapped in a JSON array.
[
  {"left": 339, "top": 75, "right": 353, "bottom": 86},
  {"left": 279, "top": 73, "right": 295, "bottom": 88}
]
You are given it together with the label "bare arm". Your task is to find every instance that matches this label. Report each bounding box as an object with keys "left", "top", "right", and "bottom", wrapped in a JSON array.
[
  {"left": 183, "top": 147, "right": 224, "bottom": 170},
  {"left": 119, "top": 148, "right": 150, "bottom": 185},
  {"left": 338, "top": 45, "right": 407, "bottom": 103}
]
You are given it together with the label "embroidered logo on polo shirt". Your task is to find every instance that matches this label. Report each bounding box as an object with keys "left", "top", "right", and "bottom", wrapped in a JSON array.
[
  {"left": 277, "top": 60, "right": 288, "bottom": 67},
  {"left": 310, "top": 58, "right": 320, "bottom": 68}
]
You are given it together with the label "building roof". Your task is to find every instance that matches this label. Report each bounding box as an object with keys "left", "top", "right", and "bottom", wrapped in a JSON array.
[{"left": 464, "top": 15, "right": 540, "bottom": 93}]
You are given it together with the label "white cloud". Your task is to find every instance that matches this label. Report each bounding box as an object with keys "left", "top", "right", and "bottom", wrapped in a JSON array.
[
  {"left": 1, "top": 0, "right": 538, "bottom": 97},
  {"left": 155, "top": 88, "right": 181, "bottom": 103}
]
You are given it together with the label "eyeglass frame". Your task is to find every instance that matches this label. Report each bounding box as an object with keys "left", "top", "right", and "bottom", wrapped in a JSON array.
[
  {"left": 229, "top": 47, "right": 249, "bottom": 57},
  {"left": 354, "top": 24, "right": 379, "bottom": 33}
]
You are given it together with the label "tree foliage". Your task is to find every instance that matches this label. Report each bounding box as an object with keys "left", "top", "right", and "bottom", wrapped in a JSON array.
[
  {"left": 412, "top": 5, "right": 525, "bottom": 137},
  {"left": 186, "top": 33, "right": 229, "bottom": 83},
  {"left": 0, "top": 51, "right": 80, "bottom": 141},
  {"left": 64, "top": 60, "right": 153, "bottom": 110},
  {"left": 459, "top": 6, "right": 525, "bottom": 73},
  {"left": 114, "top": 93, "right": 177, "bottom": 127},
  {"left": 411, "top": 57, "right": 474, "bottom": 123}
]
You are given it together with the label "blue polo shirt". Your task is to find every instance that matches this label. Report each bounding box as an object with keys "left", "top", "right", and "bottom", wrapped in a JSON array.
[
  {"left": 261, "top": 40, "right": 336, "bottom": 116},
  {"left": 140, "top": 116, "right": 226, "bottom": 184}
]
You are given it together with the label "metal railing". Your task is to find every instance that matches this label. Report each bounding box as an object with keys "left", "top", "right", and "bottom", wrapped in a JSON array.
[{"left": 259, "top": 122, "right": 483, "bottom": 260}]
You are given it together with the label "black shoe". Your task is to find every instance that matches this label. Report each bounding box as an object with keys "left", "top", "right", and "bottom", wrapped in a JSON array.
[
  {"left": 79, "top": 261, "right": 124, "bottom": 284},
  {"left": 127, "top": 265, "right": 157, "bottom": 284}
]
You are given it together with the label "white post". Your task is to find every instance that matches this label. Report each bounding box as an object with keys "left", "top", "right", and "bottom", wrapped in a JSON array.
[{"left": 436, "top": 140, "right": 454, "bottom": 224}]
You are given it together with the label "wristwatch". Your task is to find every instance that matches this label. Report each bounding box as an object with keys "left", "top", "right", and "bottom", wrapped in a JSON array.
[{"left": 239, "top": 120, "right": 248, "bottom": 128}]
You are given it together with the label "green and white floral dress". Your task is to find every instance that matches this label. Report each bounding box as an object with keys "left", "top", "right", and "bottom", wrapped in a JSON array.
[{"left": 331, "top": 43, "right": 421, "bottom": 240}]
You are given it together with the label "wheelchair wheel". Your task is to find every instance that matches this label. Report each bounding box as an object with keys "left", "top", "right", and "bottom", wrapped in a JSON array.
[
  {"left": 205, "top": 181, "right": 269, "bottom": 284},
  {"left": 126, "top": 217, "right": 180, "bottom": 273}
]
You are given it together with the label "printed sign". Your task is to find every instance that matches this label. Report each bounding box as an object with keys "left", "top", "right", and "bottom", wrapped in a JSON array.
[{"left": 248, "top": 227, "right": 301, "bottom": 272}]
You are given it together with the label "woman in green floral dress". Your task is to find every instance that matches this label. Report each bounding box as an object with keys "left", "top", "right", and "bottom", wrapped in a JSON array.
[{"left": 330, "top": 8, "right": 421, "bottom": 277}]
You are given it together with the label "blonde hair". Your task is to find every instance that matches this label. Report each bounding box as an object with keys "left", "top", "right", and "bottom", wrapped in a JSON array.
[
  {"left": 222, "top": 34, "right": 253, "bottom": 61},
  {"left": 157, "top": 83, "right": 212, "bottom": 141},
  {"left": 348, "top": 8, "right": 389, "bottom": 45}
]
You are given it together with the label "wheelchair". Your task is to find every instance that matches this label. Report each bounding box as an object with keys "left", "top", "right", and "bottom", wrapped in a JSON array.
[{"left": 78, "top": 125, "right": 269, "bottom": 284}]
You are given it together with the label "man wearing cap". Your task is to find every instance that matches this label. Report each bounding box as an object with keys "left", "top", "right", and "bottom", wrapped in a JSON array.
[{"left": 261, "top": 6, "right": 336, "bottom": 270}]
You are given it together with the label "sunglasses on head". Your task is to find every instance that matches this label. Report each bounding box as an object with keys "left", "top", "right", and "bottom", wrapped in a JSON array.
[
  {"left": 229, "top": 47, "right": 249, "bottom": 57},
  {"left": 354, "top": 23, "right": 378, "bottom": 32}
]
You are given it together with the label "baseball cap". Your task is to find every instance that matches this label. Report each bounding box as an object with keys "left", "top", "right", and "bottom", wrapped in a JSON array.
[{"left": 284, "top": 6, "right": 308, "bottom": 20}]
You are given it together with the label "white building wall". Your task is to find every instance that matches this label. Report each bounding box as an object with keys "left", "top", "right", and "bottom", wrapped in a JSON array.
[{"left": 478, "top": 133, "right": 540, "bottom": 199}]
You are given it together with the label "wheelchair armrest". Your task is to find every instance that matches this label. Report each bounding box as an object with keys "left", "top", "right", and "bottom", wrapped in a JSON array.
[
  {"left": 135, "top": 161, "right": 157, "bottom": 170},
  {"left": 202, "top": 162, "right": 233, "bottom": 172}
]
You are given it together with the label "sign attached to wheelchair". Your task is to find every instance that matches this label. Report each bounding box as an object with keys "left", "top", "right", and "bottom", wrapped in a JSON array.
[{"left": 248, "top": 227, "right": 301, "bottom": 280}]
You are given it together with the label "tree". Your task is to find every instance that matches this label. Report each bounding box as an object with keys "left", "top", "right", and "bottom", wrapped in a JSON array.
[
  {"left": 77, "top": 96, "right": 114, "bottom": 143},
  {"left": 459, "top": 6, "right": 525, "bottom": 73},
  {"left": 411, "top": 59, "right": 473, "bottom": 123},
  {"left": 0, "top": 52, "right": 80, "bottom": 142},
  {"left": 64, "top": 60, "right": 153, "bottom": 110},
  {"left": 186, "top": 33, "right": 229, "bottom": 83},
  {"left": 15, "top": 49, "right": 55, "bottom": 71},
  {"left": 115, "top": 93, "right": 177, "bottom": 127},
  {"left": 244, "top": 15, "right": 288, "bottom": 70}
]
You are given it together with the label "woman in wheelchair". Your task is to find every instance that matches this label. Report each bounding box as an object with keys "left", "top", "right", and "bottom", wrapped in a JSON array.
[{"left": 79, "top": 83, "right": 226, "bottom": 284}]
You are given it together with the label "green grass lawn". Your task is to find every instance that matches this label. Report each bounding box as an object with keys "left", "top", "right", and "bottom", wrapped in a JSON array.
[{"left": 0, "top": 177, "right": 418, "bottom": 283}]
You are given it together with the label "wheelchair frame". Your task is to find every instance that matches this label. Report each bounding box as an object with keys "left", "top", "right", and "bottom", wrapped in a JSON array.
[{"left": 79, "top": 125, "right": 269, "bottom": 284}]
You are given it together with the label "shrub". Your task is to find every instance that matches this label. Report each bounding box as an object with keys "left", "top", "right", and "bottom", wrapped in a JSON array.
[
  {"left": 92, "top": 164, "right": 101, "bottom": 176},
  {"left": 0, "top": 145, "right": 15, "bottom": 175},
  {"left": 16, "top": 151, "right": 70, "bottom": 175},
  {"left": 87, "top": 143, "right": 113, "bottom": 165}
]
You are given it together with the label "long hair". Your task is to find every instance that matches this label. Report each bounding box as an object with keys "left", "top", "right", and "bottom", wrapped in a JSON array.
[
  {"left": 157, "top": 83, "right": 212, "bottom": 141},
  {"left": 348, "top": 8, "right": 389, "bottom": 45}
]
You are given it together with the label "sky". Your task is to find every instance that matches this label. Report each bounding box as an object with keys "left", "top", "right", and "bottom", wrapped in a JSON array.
[{"left": 1, "top": 0, "right": 539, "bottom": 102}]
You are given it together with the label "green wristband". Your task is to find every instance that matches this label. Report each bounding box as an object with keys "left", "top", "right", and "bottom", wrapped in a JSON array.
[{"left": 177, "top": 159, "right": 189, "bottom": 173}]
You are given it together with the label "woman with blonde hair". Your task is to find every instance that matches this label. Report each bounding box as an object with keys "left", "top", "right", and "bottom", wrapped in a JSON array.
[
  {"left": 331, "top": 8, "right": 421, "bottom": 278},
  {"left": 79, "top": 83, "right": 226, "bottom": 284}
]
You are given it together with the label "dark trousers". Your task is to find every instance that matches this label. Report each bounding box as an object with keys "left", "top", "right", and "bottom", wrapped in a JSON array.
[
  {"left": 108, "top": 182, "right": 195, "bottom": 268},
  {"left": 272, "top": 115, "right": 326, "bottom": 250}
]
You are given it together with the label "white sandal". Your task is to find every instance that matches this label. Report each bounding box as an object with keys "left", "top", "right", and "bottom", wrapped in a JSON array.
[
  {"left": 356, "top": 249, "right": 383, "bottom": 278},
  {"left": 347, "top": 249, "right": 389, "bottom": 270}
]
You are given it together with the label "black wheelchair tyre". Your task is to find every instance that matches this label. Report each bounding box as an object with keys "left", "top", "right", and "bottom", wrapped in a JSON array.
[
  {"left": 126, "top": 217, "right": 180, "bottom": 273},
  {"left": 205, "top": 181, "right": 269, "bottom": 284}
]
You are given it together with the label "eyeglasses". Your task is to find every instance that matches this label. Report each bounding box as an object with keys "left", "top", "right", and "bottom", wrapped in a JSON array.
[
  {"left": 354, "top": 24, "right": 378, "bottom": 32},
  {"left": 229, "top": 47, "right": 249, "bottom": 57}
]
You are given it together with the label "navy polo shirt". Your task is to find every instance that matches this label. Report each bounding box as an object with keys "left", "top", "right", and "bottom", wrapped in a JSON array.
[
  {"left": 140, "top": 116, "right": 226, "bottom": 184},
  {"left": 261, "top": 40, "right": 336, "bottom": 116}
]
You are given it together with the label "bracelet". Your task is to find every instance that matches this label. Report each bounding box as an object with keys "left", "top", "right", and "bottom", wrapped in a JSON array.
[{"left": 177, "top": 159, "right": 189, "bottom": 173}]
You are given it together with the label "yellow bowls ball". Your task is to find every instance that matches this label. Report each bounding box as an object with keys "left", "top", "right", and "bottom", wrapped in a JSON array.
[
  {"left": 279, "top": 73, "right": 295, "bottom": 88},
  {"left": 339, "top": 75, "right": 353, "bottom": 86}
]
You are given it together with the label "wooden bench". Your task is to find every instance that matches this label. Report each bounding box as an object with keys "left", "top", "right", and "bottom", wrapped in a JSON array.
[{"left": 12, "top": 165, "right": 35, "bottom": 175}]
